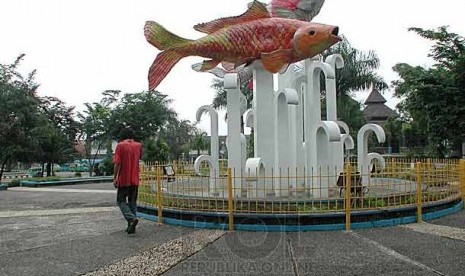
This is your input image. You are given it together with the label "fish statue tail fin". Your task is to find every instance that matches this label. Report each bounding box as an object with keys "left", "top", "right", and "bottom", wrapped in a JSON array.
[
  {"left": 144, "top": 21, "right": 192, "bottom": 50},
  {"left": 148, "top": 50, "right": 183, "bottom": 90}
]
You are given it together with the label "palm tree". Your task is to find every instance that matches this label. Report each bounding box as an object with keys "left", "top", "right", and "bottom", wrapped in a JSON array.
[
  {"left": 320, "top": 36, "right": 388, "bottom": 133},
  {"left": 78, "top": 91, "right": 119, "bottom": 176},
  {"left": 322, "top": 36, "right": 388, "bottom": 96},
  {"left": 191, "top": 130, "right": 208, "bottom": 157}
]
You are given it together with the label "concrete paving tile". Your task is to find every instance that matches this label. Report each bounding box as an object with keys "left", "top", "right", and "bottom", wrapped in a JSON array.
[
  {"left": 164, "top": 231, "right": 295, "bottom": 276},
  {"left": 357, "top": 226, "right": 465, "bottom": 276},
  {"left": 287, "top": 231, "right": 431, "bottom": 276},
  {"left": 0, "top": 220, "right": 193, "bottom": 276}
]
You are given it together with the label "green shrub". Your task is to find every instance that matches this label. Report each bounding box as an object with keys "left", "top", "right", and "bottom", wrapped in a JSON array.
[
  {"left": 29, "top": 177, "right": 61, "bottom": 182},
  {"left": 7, "top": 177, "right": 62, "bottom": 186},
  {"left": 9, "top": 179, "right": 21, "bottom": 187},
  {"left": 74, "top": 172, "right": 82, "bottom": 177},
  {"left": 101, "top": 157, "right": 114, "bottom": 176},
  {"left": 364, "top": 197, "right": 386, "bottom": 208}
]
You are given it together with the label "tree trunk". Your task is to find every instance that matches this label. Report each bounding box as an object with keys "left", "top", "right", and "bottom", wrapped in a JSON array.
[
  {"left": 106, "top": 140, "right": 113, "bottom": 155},
  {"left": 0, "top": 157, "right": 8, "bottom": 182},
  {"left": 46, "top": 162, "right": 52, "bottom": 177},
  {"left": 88, "top": 142, "right": 102, "bottom": 177},
  {"left": 461, "top": 141, "right": 465, "bottom": 159},
  {"left": 41, "top": 162, "right": 45, "bottom": 178}
]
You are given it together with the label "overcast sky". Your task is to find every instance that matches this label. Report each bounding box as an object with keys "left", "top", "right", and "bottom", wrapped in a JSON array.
[{"left": 2, "top": 0, "right": 465, "bottom": 135}]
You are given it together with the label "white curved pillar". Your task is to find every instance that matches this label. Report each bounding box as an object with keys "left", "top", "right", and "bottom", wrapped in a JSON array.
[
  {"left": 305, "top": 61, "right": 337, "bottom": 169},
  {"left": 274, "top": 88, "right": 299, "bottom": 196},
  {"left": 244, "top": 109, "right": 254, "bottom": 129},
  {"left": 245, "top": 158, "right": 267, "bottom": 198},
  {"left": 325, "top": 55, "right": 346, "bottom": 179},
  {"left": 325, "top": 54, "right": 344, "bottom": 122},
  {"left": 194, "top": 105, "right": 219, "bottom": 195},
  {"left": 295, "top": 79, "right": 307, "bottom": 193},
  {"left": 304, "top": 60, "right": 341, "bottom": 198},
  {"left": 357, "top": 124, "right": 386, "bottom": 185},
  {"left": 251, "top": 61, "right": 275, "bottom": 169},
  {"left": 225, "top": 73, "right": 245, "bottom": 196},
  {"left": 251, "top": 61, "right": 276, "bottom": 197}
]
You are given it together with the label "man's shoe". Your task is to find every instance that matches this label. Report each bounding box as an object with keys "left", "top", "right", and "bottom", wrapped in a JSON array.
[{"left": 127, "top": 219, "right": 139, "bottom": 234}]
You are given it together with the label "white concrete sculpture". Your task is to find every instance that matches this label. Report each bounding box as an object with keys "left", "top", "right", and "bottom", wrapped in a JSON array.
[
  {"left": 304, "top": 60, "right": 341, "bottom": 198},
  {"left": 326, "top": 55, "right": 347, "bottom": 176},
  {"left": 245, "top": 157, "right": 266, "bottom": 198},
  {"left": 325, "top": 54, "right": 344, "bottom": 121},
  {"left": 194, "top": 105, "right": 219, "bottom": 195},
  {"left": 274, "top": 88, "right": 299, "bottom": 196},
  {"left": 338, "top": 121, "right": 355, "bottom": 160},
  {"left": 357, "top": 124, "right": 387, "bottom": 185},
  {"left": 224, "top": 73, "right": 245, "bottom": 196},
  {"left": 251, "top": 62, "right": 275, "bottom": 169},
  {"left": 195, "top": 55, "right": 387, "bottom": 199},
  {"left": 243, "top": 109, "right": 254, "bottom": 129}
]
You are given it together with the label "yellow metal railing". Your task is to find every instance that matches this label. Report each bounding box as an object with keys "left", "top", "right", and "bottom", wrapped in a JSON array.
[{"left": 138, "top": 159, "right": 464, "bottom": 231}]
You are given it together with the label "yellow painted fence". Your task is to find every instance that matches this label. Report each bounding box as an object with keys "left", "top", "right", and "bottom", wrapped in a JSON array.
[{"left": 138, "top": 159, "right": 465, "bottom": 230}]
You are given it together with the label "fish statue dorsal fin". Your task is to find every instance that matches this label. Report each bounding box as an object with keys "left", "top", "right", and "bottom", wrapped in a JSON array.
[{"left": 194, "top": 0, "right": 270, "bottom": 34}]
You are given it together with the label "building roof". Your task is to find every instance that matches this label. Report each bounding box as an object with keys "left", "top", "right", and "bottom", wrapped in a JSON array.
[
  {"left": 363, "top": 86, "right": 399, "bottom": 124},
  {"left": 363, "top": 104, "right": 398, "bottom": 121},
  {"left": 364, "top": 88, "right": 387, "bottom": 104}
]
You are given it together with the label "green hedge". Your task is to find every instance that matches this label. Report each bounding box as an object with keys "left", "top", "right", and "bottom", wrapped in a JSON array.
[{"left": 9, "top": 177, "right": 61, "bottom": 187}]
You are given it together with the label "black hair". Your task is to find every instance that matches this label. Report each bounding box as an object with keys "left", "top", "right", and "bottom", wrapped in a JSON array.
[{"left": 119, "top": 127, "right": 135, "bottom": 141}]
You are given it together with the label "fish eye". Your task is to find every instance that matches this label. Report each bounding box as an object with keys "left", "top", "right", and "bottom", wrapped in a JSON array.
[{"left": 309, "top": 30, "right": 316, "bottom": 36}]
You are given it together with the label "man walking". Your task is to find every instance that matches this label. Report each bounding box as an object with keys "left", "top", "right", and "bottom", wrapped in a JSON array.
[{"left": 113, "top": 128, "right": 143, "bottom": 234}]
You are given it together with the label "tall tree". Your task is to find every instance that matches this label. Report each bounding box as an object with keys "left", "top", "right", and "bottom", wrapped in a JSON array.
[
  {"left": 158, "top": 118, "right": 196, "bottom": 161},
  {"left": 109, "top": 91, "right": 175, "bottom": 142},
  {"left": 78, "top": 90, "right": 120, "bottom": 176},
  {"left": 143, "top": 138, "right": 170, "bottom": 162},
  {"left": 35, "top": 97, "right": 79, "bottom": 176},
  {"left": 383, "top": 117, "right": 403, "bottom": 154},
  {"left": 0, "top": 55, "right": 40, "bottom": 180},
  {"left": 393, "top": 27, "right": 465, "bottom": 157},
  {"left": 109, "top": 90, "right": 197, "bottom": 162}
]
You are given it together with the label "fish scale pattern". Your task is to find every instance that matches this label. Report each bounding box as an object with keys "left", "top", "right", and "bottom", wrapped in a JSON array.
[{"left": 185, "top": 19, "right": 302, "bottom": 63}]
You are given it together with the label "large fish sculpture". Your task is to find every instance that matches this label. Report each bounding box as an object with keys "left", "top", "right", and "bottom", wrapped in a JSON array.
[
  {"left": 145, "top": 0, "right": 340, "bottom": 90},
  {"left": 191, "top": 0, "right": 325, "bottom": 82}
]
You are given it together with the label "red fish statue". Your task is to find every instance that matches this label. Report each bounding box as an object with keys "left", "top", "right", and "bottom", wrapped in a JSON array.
[
  {"left": 191, "top": 0, "right": 326, "bottom": 85},
  {"left": 145, "top": 0, "right": 340, "bottom": 90}
]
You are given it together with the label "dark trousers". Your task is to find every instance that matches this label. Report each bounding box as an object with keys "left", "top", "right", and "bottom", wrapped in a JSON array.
[{"left": 117, "top": 186, "right": 138, "bottom": 222}]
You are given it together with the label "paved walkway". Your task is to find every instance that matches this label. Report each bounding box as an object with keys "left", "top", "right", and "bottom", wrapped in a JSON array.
[{"left": 1, "top": 183, "right": 465, "bottom": 275}]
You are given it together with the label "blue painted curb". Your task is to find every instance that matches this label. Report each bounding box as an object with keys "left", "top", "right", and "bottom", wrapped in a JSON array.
[
  {"left": 0, "top": 184, "right": 8, "bottom": 191},
  {"left": 137, "top": 200, "right": 464, "bottom": 232},
  {"left": 21, "top": 177, "right": 113, "bottom": 187}
]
